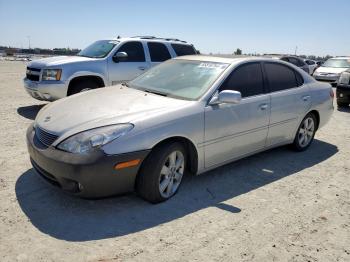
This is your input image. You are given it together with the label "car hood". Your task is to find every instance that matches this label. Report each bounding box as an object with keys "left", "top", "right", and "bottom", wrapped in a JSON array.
[
  {"left": 28, "top": 56, "right": 97, "bottom": 68},
  {"left": 315, "top": 66, "right": 349, "bottom": 74},
  {"left": 35, "top": 86, "right": 191, "bottom": 138}
]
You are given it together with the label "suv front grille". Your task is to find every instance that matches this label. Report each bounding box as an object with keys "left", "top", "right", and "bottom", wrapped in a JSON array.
[
  {"left": 26, "top": 67, "right": 41, "bottom": 82},
  {"left": 35, "top": 126, "right": 58, "bottom": 147}
]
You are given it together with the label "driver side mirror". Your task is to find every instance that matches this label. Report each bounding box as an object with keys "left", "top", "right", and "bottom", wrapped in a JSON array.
[
  {"left": 209, "top": 90, "right": 242, "bottom": 105},
  {"left": 112, "top": 52, "right": 128, "bottom": 63}
]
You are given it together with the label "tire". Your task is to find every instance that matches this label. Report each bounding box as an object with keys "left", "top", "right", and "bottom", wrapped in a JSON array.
[
  {"left": 337, "top": 101, "right": 348, "bottom": 108},
  {"left": 291, "top": 113, "right": 317, "bottom": 152},
  {"left": 67, "top": 80, "right": 99, "bottom": 96},
  {"left": 136, "top": 142, "right": 187, "bottom": 203}
]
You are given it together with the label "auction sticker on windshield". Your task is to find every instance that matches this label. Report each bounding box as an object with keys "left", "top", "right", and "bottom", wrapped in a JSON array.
[{"left": 198, "top": 63, "right": 228, "bottom": 69}]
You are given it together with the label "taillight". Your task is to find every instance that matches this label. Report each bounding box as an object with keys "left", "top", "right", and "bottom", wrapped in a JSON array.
[{"left": 330, "top": 89, "right": 334, "bottom": 99}]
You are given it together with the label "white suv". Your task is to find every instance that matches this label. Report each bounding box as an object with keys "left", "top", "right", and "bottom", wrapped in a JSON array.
[{"left": 23, "top": 36, "right": 198, "bottom": 101}]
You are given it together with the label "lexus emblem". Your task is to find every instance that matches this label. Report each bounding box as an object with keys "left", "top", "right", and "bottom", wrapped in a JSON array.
[{"left": 44, "top": 116, "right": 51, "bottom": 122}]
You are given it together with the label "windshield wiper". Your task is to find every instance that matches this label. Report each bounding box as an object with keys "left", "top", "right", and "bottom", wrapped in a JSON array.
[
  {"left": 121, "top": 82, "right": 129, "bottom": 87},
  {"left": 144, "top": 89, "right": 168, "bottom": 97}
]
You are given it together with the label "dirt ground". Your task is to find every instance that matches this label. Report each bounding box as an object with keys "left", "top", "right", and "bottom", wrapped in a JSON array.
[{"left": 0, "top": 61, "right": 349, "bottom": 262}]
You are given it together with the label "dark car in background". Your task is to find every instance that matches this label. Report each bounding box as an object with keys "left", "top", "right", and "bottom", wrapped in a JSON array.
[
  {"left": 264, "top": 55, "right": 310, "bottom": 74},
  {"left": 336, "top": 69, "right": 350, "bottom": 107}
]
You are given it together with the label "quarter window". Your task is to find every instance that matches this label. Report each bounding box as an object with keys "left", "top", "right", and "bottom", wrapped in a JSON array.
[
  {"left": 147, "top": 42, "right": 171, "bottom": 62},
  {"left": 171, "top": 44, "right": 196, "bottom": 56},
  {"left": 116, "top": 41, "right": 145, "bottom": 62},
  {"left": 220, "top": 63, "right": 264, "bottom": 97},
  {"left": 265, "top": 63, "right": 303, "bottom": 92}
]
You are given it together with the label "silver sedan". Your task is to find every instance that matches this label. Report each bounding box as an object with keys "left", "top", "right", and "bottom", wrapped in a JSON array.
[{"left": 26, "top": 56, "right": 334, "bottom": 203}]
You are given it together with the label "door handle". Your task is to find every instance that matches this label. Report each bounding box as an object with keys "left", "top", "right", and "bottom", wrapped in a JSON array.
[
  {"left": 259, "top": 103, "right": 268, "bottom": 110},
  {"left": 138, "top": 66, "right": 146, "bottom": 71},
  {"left": 302, "top": 95, "right": 310, "bottom": 101}
]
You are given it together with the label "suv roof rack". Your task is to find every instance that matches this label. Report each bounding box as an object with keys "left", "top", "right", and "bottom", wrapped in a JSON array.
[
  {"left": 131, "top": 36, "right": 156, "bottom": 39},
  {"left": 130, "top": 36, "right": 187, "bottom": 43}
]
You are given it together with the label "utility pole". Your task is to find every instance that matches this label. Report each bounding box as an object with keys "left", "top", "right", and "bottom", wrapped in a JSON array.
[
  {"left": 27, "top": 36, "right": 31, "bottom": 49},
  {"left": 294, "top": 46, "right": 298, "bottom": 56}
]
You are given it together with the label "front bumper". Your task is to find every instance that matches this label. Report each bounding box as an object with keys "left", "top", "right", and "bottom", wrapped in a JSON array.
[
  {"left": 23, "top": 78, "right": 68, "bottom": 101},
  {"left": 314, "top": 75, "right": 340, "bottom": 87},
  {"left": 336, "top": 85, "right": 350, "bottom": 103},
  {"left": 26, "top": 124, "right": 150, "bottom": 198}
]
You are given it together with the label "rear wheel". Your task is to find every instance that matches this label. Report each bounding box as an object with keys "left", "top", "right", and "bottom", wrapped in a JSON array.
[
  {"left": 292, "top": 113, "right": 317, "bottom": 151},
  {"left": 67, "top": 80, "right": 99, "bottom": 96},
  {"left": 136, "top": 142, "right": 186, "bottom": 203}
]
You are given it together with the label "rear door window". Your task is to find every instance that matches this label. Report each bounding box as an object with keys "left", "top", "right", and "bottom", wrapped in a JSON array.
[
  {"left": 264, "top": 62, "right": 303, "bottom": 92},
  {"left": 117, "top": 41, "right": 145, "bottom": 62},
  {"left": 171, "top": 44, "right": 196, "bottom": 56},
  {"left": 219, "top": 62, "right": 264, "bottom": 97},
  {"left": 147, "top": 42, "right": 171, "bottom": 62}
]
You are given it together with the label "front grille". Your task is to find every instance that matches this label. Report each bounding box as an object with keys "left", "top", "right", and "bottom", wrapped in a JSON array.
[
  {"left": 35, "top": 126, "right": 59, "bottom": 147},
  {"left": 316, "top": 79, "right": 336, "bottom": 83},
  {"left": 26, "top": 74, "right": 40, "bottom": 81},
  {"left": 26, "top": 67, "right": 41, "bottom": 82}
]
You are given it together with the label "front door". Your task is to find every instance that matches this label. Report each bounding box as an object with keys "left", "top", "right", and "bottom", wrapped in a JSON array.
[
  {"left": 107, "top": 41, "right": 150, "bottom": 85},
  {"left": 204, "top": 62, "right": 271, "bottom": 168}
]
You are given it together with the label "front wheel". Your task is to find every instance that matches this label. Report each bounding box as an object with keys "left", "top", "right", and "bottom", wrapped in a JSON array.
[
  {"left": 136, "top": 142, "right": 186, "bottom": 203},
  {"left": 292, "top": 113, "right": 317, "bottom": 151},
  {"left": 67, "top": 80, "right": 99, "bottom": 96}
]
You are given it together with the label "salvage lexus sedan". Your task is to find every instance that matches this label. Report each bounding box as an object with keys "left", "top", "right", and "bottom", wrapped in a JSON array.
[{"left": 27, "top": 56, "right": 334, "bottom": 203}]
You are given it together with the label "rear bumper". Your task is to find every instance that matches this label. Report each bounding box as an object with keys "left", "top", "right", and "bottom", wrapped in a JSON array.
[
  {"left": 26, "top": 124, "right": 150, "bottom": 198},
  {"left": 336, "top": 85, "right": 350, "bottom": 103},
  {"left": 23, "top": 78, "right": 67, "bottom": 101}
]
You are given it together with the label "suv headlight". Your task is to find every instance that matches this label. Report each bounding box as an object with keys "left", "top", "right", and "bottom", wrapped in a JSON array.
[
  {"left": 42, "top": 69, "right": 62, "bottom": 81},
  {"left": 57, "top": 124, "right": 133, "bottom": 154}
]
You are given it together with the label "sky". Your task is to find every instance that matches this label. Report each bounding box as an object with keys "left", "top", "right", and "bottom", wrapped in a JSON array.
[{"left": 0, "top": 0, "right": 349, "bottom": 56}]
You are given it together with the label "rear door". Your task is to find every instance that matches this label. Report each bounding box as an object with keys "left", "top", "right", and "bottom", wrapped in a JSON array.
[
  {"left": 107, "top": 41, "right": 150, "bottom": 85},
  {"left": 147, "top": 42, "right": 172, "bottom": 68},
  {"left": 263, "top": 62, "right": 311, "bottom": 146},
  {"left": 204, "top": 62, "right": 270, "bottom": 167},
  {"left": 171, "top": 44, "right": 197, "bottom": 56}
]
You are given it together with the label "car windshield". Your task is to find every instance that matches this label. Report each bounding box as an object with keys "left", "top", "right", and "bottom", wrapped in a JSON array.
[
  {"left": 129, "top": 60, "right": 229, "bottom": 100},
  {"left": 77, "top": 40, "right": 118, "bottom": 58},
  {"left": 322, "top": 58, "right": 350, "bottom": 68}
]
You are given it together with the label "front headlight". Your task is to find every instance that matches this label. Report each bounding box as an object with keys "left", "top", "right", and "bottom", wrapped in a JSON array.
[
  {"left": 57, "top": 124, "right": 133, "bottom": 154},
  {"left": 42, "top": 69, "right": 62, "bottom": 81}
]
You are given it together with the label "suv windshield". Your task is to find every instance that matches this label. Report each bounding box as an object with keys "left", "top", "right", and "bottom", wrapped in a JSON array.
[
  {"left": 129, "top": 60, "right": 229, "bottom": 100},
  {"left": 322, "top": 58, "right": 350, "bottom": 68},
  {"left": 77, "top": 40, "right": 118, "bottom": 58}
]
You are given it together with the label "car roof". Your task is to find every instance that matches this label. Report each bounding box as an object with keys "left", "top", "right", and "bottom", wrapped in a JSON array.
[
  {"left": 328, "top": 57, "right": 350, "bottom": 60},
  {"left": 173, "top": 55, "right": 287, "bottom": 65}
]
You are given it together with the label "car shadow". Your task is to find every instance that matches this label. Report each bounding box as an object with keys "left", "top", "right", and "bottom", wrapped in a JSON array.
[
  {"left": 15, "top": 139, "right": 338, "bottom": 242},
  {"left": 17, "top": 104, "right": 46, "bottom": 120},
  {"left": 337, "top": 106, "right": 350, "bottom": 113}
]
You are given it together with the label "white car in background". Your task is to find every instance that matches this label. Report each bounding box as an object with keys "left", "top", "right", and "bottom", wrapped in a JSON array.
[
  {"left": 313, "top": 57, "right": 350, "bottom": 86},
  {"left": 304, "top": 59, "right": 317, "bottom": 75},
  {"left": 23, "top": 36, "right": 198, "bottom": 101}
]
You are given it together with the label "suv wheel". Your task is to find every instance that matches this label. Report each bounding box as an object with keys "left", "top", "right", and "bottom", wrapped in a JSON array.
[
  {"left": 136, "top": 142, "right": 186, "bottom": 203},
  {"left": 68, "top": 80, "right": 99, "bottom": 96},
  {"left": 292, "top": 113, "right": 317, "bottom": 151}
]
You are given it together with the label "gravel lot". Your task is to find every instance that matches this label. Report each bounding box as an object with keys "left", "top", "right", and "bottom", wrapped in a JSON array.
[{"left": 0, "top": 61, "right": 349, "bottom": 262}]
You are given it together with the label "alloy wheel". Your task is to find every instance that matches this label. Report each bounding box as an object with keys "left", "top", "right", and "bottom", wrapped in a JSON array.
[{"left": 158, "top": 150, "right": 185, "bottom": 198}]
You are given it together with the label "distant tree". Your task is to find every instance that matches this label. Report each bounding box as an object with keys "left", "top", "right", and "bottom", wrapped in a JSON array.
[{"left": 234, "top": 48, "right": 242, "bottom": 55}]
